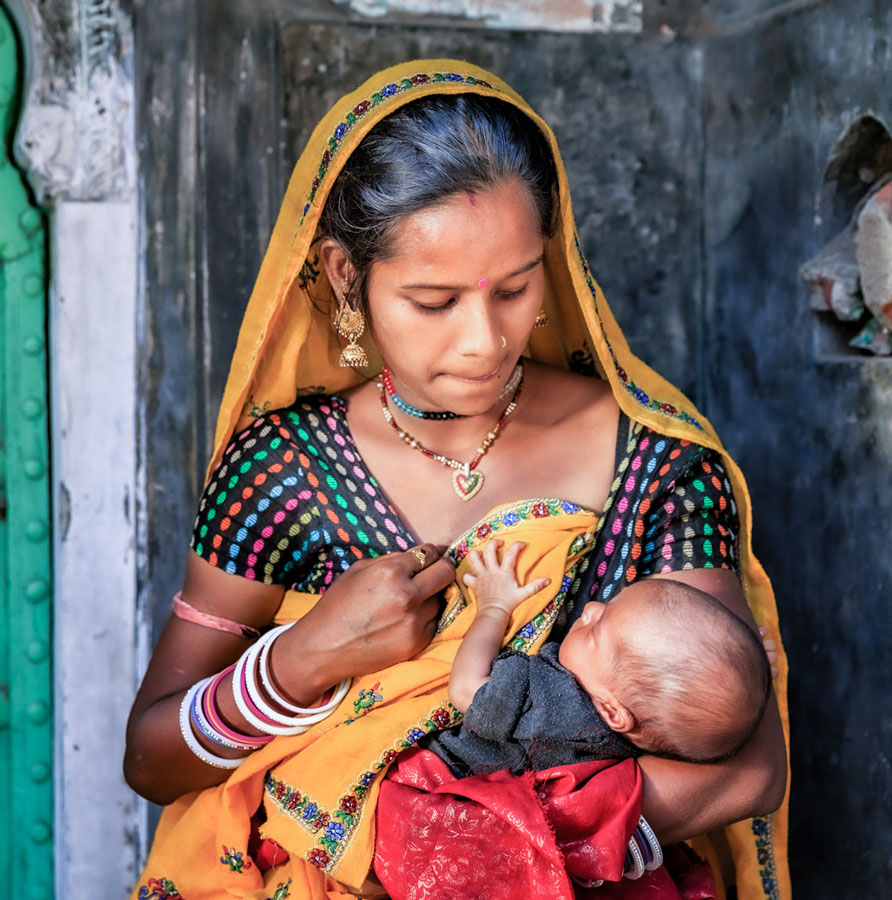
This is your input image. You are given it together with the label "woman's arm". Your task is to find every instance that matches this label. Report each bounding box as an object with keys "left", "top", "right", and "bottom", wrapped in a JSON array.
[
  {"left": 125, "top": 545, "right": 454, "bottom": 805},
  {"left": 637, "top": 567, "right": 787, "bottom": 843}
]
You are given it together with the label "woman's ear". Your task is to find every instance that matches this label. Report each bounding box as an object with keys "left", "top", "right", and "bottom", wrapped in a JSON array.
[
  {"left": 592, "top": 691, "right": 635, "bottom": 734},
  {"left": 318, "top": 239, "right": 352, "bottom": 300}
]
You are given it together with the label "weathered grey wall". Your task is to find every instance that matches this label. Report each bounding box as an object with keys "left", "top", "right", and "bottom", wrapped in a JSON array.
[
  {"left": 701, "top": 0, "right": 892, "bottom": 892},
  {"left": 135, "top": 0, "right": 891, "bottom": 894}
]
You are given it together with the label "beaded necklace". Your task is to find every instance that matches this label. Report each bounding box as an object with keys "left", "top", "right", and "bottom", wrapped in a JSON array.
[
  {"left": 381, "top": 368, "right": 461, "bottom": 420},
  {"left": 381, "top": 363, "right": 523, "bottom": 421},
  {"left": 378, "top": 363, "right": 524, "bottom": 501}
]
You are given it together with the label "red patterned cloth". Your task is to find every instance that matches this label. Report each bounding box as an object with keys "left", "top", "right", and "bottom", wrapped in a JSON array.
[{"left": 374, "top": 748, "right": 716, "bottom": 900}]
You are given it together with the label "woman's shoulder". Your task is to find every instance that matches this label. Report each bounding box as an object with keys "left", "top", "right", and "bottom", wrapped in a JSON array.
[
  {"left": 218, "top": 393, "right": 351, "bottom": 462},
  {"left": 194, "top": 393, "right": 354, "bottom": 583},
  {"left": 525, "top": 360, "right": 618, "bottom": 426}
]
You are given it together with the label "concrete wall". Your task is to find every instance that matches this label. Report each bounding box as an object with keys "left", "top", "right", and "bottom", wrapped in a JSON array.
[
  {"left": 133, "top": 0, "right": 891, "bottom": 895},
  {"left": 701, "top": 0, "right": 892, "bottom": 892}
]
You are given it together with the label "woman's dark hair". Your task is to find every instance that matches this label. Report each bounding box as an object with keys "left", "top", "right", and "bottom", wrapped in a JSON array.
[{"left": 319, "top": 93, "right": 559, "bottom": 309}]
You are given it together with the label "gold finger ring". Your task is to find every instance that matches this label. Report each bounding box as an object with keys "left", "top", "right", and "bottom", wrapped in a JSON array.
[{"left": 410, "top": 547, "right": 427, "bottom": 568}]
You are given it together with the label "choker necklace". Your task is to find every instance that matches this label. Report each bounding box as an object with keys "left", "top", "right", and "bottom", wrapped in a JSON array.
[
  {"left": 381, "top": 363, "right": 524, "bottom": 421},
  {"left": 381, "top": 368, "right": 461, "bottom": 420},
  {"left": 378, "top": 363, "right": 524, "bottom": 501}
]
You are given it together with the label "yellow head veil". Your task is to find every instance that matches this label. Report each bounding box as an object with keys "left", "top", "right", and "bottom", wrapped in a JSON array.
[{"left": 141, "top": 59, "right": 789, "bottom": 900}]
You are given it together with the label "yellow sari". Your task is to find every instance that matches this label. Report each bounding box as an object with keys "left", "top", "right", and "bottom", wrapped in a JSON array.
[{"left": 131, "top": 60, "right": 790, "bottom": 900}]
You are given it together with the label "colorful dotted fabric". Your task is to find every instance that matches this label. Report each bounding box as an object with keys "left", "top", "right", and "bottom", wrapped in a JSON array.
[
  {"left": 565, "top": 419, "right": 739, "bottom": 618},
  {"left": 193, "top": 400, "right": 737, "bottom": 609},
  {"left": 191, "top": 396, "right": 411, "bottom": 592}
]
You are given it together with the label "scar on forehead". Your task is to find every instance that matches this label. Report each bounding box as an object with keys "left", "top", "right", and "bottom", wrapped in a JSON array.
[
  {"left": 466, "top": 189, "right": 477, "bottom": 206},
  {"left": 477, "top": 277, "right": 489, "bottom": 288}
]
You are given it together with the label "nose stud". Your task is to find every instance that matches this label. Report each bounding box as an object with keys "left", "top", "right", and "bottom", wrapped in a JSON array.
[{"left": 500, "top": 335, "right": 507, "bottom": 348}]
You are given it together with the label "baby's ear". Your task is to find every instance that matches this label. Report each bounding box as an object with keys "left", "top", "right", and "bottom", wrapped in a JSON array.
[
  {"left": 592, "top": 692, "right": 635, "bottom": 734},
  {"left": 579, "top": 601, "right": 606, "bottom": 625}
]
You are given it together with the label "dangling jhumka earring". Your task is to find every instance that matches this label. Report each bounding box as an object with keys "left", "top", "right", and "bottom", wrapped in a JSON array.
[
  {"left": 334, "top": 280, "right": 368, "bottom": 368},
  {"left": 533, "top": 308, "right": 550, "bottom": 328}
]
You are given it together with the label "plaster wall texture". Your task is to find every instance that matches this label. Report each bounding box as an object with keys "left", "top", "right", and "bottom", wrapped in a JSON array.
[
  {"left": 128, "top": 0, "right": 891, "bottom": 896},
  {"left": 701, "top": 0, "right": 892, "bottom": 892},
  {"left": 327, "top": 0, "right": 643, "bottom": 31},
  {"left": 51, "top": 199, "right": 143, "bottom": 899}
]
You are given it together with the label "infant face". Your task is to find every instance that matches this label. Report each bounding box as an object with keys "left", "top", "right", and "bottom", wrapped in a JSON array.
[{"left": 558, "top": 583, "right": 665, "bottom": 729}]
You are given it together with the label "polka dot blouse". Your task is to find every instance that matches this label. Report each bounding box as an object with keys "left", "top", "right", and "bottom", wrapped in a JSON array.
[{"left": 191, "top": 397, "right": 739, "bottom": 598}]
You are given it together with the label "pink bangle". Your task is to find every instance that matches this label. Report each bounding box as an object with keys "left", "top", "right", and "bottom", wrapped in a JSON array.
[
  {"left": 172, "top": 592, "right": 261, "bottom": 640},
  {"left": 203, "top": 664, "right": 272, "bottom": 748}
]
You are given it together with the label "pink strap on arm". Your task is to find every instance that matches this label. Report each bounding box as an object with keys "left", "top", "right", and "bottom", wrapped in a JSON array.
[{"left": 172, "top": 592, "right": 262, "bottom": 640}]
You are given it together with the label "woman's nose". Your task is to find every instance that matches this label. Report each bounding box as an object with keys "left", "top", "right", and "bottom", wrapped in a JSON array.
[{"left": 453, "top": 300, "right": 502, "bottom": 359}]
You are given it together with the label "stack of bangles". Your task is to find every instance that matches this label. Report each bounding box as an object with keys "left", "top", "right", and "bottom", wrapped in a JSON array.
[
  {"left": 623, "top": 815, "right": 663, "bottom": 879},
  {"left": 573, "top": 815, "right": 662, "bottom": 889},
  {"left": 174, "top": 595, "right": 351, "bottom": 769}
]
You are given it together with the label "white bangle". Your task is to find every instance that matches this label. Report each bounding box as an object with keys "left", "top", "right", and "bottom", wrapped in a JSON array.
[
  {"left": 232, "top": 636, "right": 311, "bottom": 735},
  {"left": 259, "top": 623, "right": 350, "bottom": 716},
  {"left": 624, "top": 830, "right": 646, "bottom": 880},
  {"left": 637, "top": 815, "right": 663, "bottom": 870},
  {"left": 232, "top": 631, "right": 350, "bottom": 736},
  {"left": 179, "top": 681, "right": 246, "bottom": 769},
  {"left": 231, "top": 626, "right": 351, "bottom": 736}
]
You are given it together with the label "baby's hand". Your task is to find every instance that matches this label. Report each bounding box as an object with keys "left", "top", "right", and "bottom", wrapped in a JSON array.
[{"left": 462, "top": 540, "right": 551, "bottom": 617}]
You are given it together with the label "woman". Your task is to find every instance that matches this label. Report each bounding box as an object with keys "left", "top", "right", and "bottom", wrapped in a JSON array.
[{"left": 125, "top": 60, "right": 789, "bottom": 900}]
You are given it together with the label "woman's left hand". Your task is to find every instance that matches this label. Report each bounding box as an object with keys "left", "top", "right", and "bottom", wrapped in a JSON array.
[{"left": 759, "top": 626, "right": 780, "bottom": 678}]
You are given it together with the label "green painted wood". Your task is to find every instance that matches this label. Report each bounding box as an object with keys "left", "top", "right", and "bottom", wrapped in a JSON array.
[{"left": 0, "top": 4, "right": 53, "bottom": 897}]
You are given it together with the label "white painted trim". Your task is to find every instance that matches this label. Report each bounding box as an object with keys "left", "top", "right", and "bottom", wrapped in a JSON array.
[{"left": 51, "top": 199, "right": 146, "bottom": 898}]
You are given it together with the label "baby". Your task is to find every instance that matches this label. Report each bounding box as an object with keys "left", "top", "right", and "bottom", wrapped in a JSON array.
[{"left": 426, "top": 538, "right": 772, "bottom": 775}]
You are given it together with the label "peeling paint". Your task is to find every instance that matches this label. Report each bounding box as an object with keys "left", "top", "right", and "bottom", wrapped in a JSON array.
[{"left": 328, "top": 0, "right": 642, "bottom": 33}]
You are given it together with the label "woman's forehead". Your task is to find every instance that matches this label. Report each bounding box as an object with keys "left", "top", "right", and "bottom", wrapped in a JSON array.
[{"left": 376, "top": 181, "right": 544, "bottom": 283}]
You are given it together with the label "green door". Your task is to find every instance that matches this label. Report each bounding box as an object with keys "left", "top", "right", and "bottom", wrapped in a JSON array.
[{"left": 0, "top": 3, "right": 54, "bottom": 896}]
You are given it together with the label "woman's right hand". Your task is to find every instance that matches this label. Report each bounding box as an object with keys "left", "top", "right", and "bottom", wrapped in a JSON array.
[
  {"left": 270, "top": 543, "right": 456, "bottom": 701},
  {"left": 124, "top": 546, "right": 454, "bottom": 805}
]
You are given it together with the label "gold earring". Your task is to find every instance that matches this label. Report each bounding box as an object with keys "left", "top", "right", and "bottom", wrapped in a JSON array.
[
  {"left": 334, "top": 284, "right": 368, "bottom": 368},
  {"left": 533, "top": 308, "right": 550, "bottom": 328}
]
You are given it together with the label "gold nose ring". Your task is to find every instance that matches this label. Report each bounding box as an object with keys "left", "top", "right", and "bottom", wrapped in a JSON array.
[{"left": 500, "top": 335, "right": 507, "bottom": 348}]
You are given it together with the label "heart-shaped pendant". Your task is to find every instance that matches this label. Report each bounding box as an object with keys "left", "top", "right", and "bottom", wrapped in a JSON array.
[{"left": 453, "top": 469, "right": 483, "bottom": 501}]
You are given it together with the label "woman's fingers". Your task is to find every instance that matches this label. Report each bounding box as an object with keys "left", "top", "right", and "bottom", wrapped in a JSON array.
[
  {"left": 410, "top": 554, "right": 456, "bottom": 599},
  {"left": 758, "top": 626, "right": 780, "bottom": 678},
  {"left": 403, "top": 542, "right": 440, "bottom": 575}
]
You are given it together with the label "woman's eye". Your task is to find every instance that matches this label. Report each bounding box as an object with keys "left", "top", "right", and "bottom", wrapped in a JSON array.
[
  {"left": 497, "top": 284, "right": 529, "bottom": 300},
  {"left": 416, "top": 297, "right": 456, "bottom": 313}
]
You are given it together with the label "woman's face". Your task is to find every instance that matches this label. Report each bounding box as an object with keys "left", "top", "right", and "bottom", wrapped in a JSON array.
[{"left": 365, "top": 178, "right": 546, "bottom": 416}]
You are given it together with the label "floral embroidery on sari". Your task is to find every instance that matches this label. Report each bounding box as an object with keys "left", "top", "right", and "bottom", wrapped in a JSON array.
[
  {"left": 343, "top": 682, "right": 384, "bottom": 724},
  {"left": 301, "top": 72, "right": 496, "bottom": 223},
  {"left": 267, "top": 880, "right": 292, "bottom": 900},
  {"left": 752, "top": 816, "right": 781, "bottom": 900},
  {"left": 219, "top": 845, "right": 252, "bottom": 873},
  {"left": 137, "top": 878, "right": 180, "bottom": 899},
  {"left": 265, "top": 700, "right": 462, "bottom": 873}
]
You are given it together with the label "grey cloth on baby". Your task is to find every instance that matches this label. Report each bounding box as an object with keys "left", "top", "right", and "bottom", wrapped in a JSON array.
[{"left": 424, "top": 642, "right": 639, "bottom": 776}]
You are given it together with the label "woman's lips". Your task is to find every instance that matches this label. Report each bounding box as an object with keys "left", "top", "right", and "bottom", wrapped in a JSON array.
[{"left": 449, "top": 366, "right": 502, "bottom": 383}]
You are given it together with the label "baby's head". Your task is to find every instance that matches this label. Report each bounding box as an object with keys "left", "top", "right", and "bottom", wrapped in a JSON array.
[{"left": 558, "top": 579, "right": 771, "bottom": 764}]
